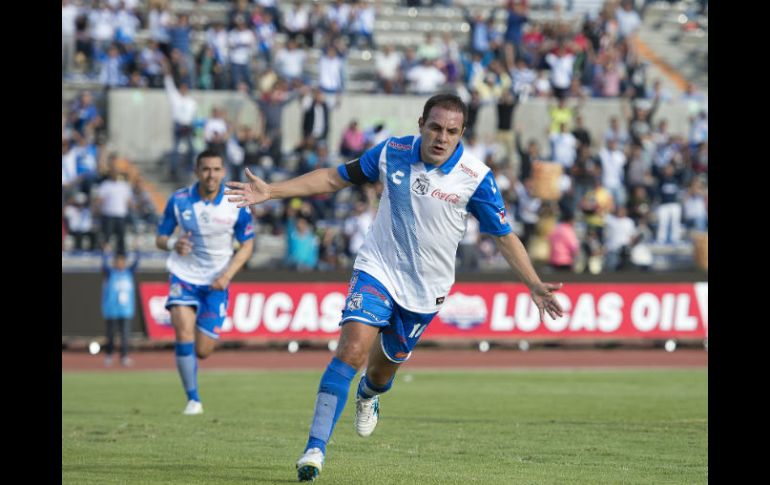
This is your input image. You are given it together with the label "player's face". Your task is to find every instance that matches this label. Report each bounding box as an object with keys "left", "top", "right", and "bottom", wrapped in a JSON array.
[
  {"left": 418, "top": 107, "right": 465, "bottom": 166},
  {"left": 196, "top": 156, "right": 225, "bottom": 195}
]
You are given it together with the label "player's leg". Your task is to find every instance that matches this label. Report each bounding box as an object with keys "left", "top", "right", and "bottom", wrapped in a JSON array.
[
  {"left": 170, "top": 305, "right": 203, "bottom": 414},
  {"left": 297, "top": 270, "right": 392, "bottom": 481},
  {"left": 353, "top": 306, "right": 437, "bottom": 437},
  {"left": 194, "top": 285, "right": 228, "bottom": 359}
]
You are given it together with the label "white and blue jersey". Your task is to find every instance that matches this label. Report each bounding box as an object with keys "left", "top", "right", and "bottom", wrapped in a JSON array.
[
  {"left": 157, "top": 183, "right": 254, "bottom": 286},
  {"left": 337, "top": 135, "right": 511, "bottom": 314}
]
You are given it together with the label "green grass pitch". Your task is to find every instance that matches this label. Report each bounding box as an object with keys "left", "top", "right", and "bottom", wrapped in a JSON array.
[{"left": 63, "top": 368, "right": 707, "bottom": 484}]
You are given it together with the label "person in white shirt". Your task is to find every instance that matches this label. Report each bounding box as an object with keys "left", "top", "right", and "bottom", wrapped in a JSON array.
[
  {"left": 615, "top": 0, "right": 641, "bottom": 40},
  {"left": 225, "top": 94, "right": 563, "bottom": 482},
  {"left": 95, "top": 166, "right": 134, "bottom": 254},
  {"left": 274, "top": 38, "right": 306, "bottom": 82},
  {"left": 375, "top": 44, "right": 402, "bottom": 94},
  {"left": 406, "top": 58, "right": 447, "bottom": 95},
  {"left": 604, "top": 205, "right": 637, "bottom": 270},
  {"left": 163, "top": 60, "right": 198, "bottom": 180}
]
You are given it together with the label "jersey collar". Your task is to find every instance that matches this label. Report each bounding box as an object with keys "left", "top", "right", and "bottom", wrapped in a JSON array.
[{"left": 413, "top": 136, "right": 465, "bottom": 174}]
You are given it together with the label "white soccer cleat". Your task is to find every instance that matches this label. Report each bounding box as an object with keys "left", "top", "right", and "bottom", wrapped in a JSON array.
[
  {"left": 354, "top": 394, "right": 379, "bottom": 437},
  {"left": 182, "top": 400, "right": 203, "bottom": 415},
  {"left": 296, "top": 447, "right": 324, "bottom": 482}
]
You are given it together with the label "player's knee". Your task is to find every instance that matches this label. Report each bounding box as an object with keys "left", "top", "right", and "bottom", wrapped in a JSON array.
[
  {"left": 335, "top": 343, "right": 368, "bottom": 369},
  {"left": 196, "top": 348, "right": 213, "bottom": 360},
  {"left": 367, "top": 367, "right": 395, "bottom": 387}
]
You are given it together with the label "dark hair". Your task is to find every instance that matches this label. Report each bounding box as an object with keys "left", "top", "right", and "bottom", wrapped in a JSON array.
[
  {"left": 421, "top": 94, "right": 468, "bottom": 129},
  {"left": 196, "top": 149, "right": 225, "bottom": 168}
]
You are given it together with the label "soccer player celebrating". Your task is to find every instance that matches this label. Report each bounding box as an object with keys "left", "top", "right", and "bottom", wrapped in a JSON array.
[{"left": 225, "top": 94, "right": 563, "bottom": 481}]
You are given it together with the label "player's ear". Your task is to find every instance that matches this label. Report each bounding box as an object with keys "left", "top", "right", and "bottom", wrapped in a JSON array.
[{"left": 418, "top": 117, "right": 424, "bottom": 128}]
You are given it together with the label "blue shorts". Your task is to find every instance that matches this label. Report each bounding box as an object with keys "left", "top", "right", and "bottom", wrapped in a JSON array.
[
  {"left": 165, "top": 274, "right": 228, "bottom": 340},
  {"left": 341, "top": 270, "right": 436, "bottom": 363}
]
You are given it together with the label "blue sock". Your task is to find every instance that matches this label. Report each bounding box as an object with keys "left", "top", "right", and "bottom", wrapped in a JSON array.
[
  {"left": 357, "top": 373, "right": 394, "bottom": 399},
  {"left": 305, "top": 357, "right": 357, "bottom": 455},
  {"left": 175, "top": 342, "right": 200, "bottom": 402}
]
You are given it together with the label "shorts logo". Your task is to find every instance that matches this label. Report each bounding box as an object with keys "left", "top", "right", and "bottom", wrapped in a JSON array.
[
  {"left": 361, "top": 284, "right": 388, "bottom": 303},
  {"left": 362, "top": 309, "right": 379, "bottom": 320},
  {"left": 436, "top": 296, "right": 445, "bottom": 305},
  {"left": 169, "top": 283, "right": 182, "bottom": 298},
  {"left": 411, "top": 174, "right": 430, "bottom": 195},
  {"left": 347, "top": 292, "right": 363, "bottom": 310},
  {"left": 498, "top": 208, "right": 506, "bottom": 224}
]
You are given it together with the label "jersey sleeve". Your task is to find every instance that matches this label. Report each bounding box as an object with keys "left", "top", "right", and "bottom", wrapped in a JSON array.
[
  {"left": 336, "top": 139, "right": 385, "bottom": 184},
  {"left": 234, "top": 207, "right": 255, "bottom": 243},
  {"left": 157, "top": 195, "right": 178, "bottom": 236},
  {"left": 467, "top": 171, "right": 513, "bottom": 236}
]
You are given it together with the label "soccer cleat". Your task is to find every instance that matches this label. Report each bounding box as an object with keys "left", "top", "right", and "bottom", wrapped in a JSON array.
[
  {"left": 296, "top": 447, "right": 324, "bottom": 482},
  {"left": 354, "top": 394, "right": 379, "bottom": 437},
  {"left": 104, "top": 355, "right": 114, "bottom": 367},
  {"left": 182, "top": 400, "right": 203, "bottom": 415},
  {"left": 120, "top": 356, "right": 134, "bottom": 367}
]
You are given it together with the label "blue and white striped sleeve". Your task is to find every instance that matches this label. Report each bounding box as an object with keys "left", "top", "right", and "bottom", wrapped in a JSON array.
[{"left": 467, "top": 172, "right": 512, "bottom": 236}]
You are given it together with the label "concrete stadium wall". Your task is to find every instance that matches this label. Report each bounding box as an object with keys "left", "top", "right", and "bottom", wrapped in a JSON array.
[
  {"left": 98, "top": 88, "right": 694, "bottom": 163},
  {"left": 62, "top": 270, "right": 706, "bottom": 338}
]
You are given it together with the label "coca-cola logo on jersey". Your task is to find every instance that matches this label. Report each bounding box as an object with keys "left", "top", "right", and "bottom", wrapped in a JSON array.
[{"left": 431, "top": 189, "right": 460, "bottom": 204}]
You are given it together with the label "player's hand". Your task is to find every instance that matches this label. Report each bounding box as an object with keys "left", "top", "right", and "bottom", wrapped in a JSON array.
[
  {"left": 211, "top": 274, "right": 230, "bottom": 290},
  {"left": 225, "top": 168, "right": 270, "bottom": 208},
  {"left": 530, "top": 282, "right": 564, "bottom": 322},
  {"left": 175, "top": 232, "right": 194, "bottom": 256}
]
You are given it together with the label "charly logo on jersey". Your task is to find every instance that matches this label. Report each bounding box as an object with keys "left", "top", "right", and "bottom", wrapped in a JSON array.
[
  {"left": 437, "top": 293, "right": 488, "bottom": 330},
  {"left": 347, "top": 292, "right": 363, "bottom": 310},
  {"left": 411, "top": 174, "right": 430, "bottom": 195},
  {"left": 169, "top": 283, "right": 182, "bottom": 298},
  {"left": 182, "top": 209, "right": 192, "bottom": 221},
  {"left": 391, "top": 170, "right": 405, "bottom": 185}
]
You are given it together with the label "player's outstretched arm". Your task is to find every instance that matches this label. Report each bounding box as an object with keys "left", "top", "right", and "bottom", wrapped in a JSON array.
[
  {"left": 225, "top": 167, "right": 352, "bottom": 209},
  {"left": 494, "top": 232, "right": 564, "bottom": 322}
]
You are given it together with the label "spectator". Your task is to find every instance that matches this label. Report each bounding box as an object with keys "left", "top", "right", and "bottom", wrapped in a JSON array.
[
  {"left": 253, "top": 79, "right": 298, "bottom": 167},
  {"left": 375, "top": 44, "right": 403, "bottom": 94},
  {"left": 682, "top": 177, "right": 708, "bottom": 232},
  {"left": 286, "top": 215, "right": 319, "bottom": 271},
  {"left": 339, "top": 120, "right": 366, "bottom": 159},
  {"left": 604, "top": 206, "right": 636, "bottom": 271},
  {"left": 274, "top": 38, "right": 307, "bottom": 83},
  {"left": 548, "top": 211, "right": 579, "bottom": 272},
  {"left": 407, "top": 58, "right": 447, "bottom": 95},
  {"left": 599, "top": 138, "right": 628, "bottom": 208},
  {"left": 163, "top": 60, "right": 198, "bottom": 180},
  {"left": 101, "top": 248, "right": 140, "bottom": 367},
  {"left": 203, "top": 106, "right": 229, "bottom": 158},
  {"left": 655, "top": 164, "right": 683, "bottom": 244},
  {"left": 285, "top": 1, "right": 313, "bottom": 47},
  {"left": 318, "top": 45, "right": 347, "bottom": 108},
  {"left": 229, "top": 14, "right": 257, "bottom": 91},
  {"left": 545, "top": 42, "right": 576, "bottom": 100},
  {"left": 301, "top": 87, "right": 331, "bottom": 146},
  {"left": 94, "top": 165, "right": 134, "bottom": 255},
  {"left": 64, "top": 192, "right": 97, "bottom": 252}
]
